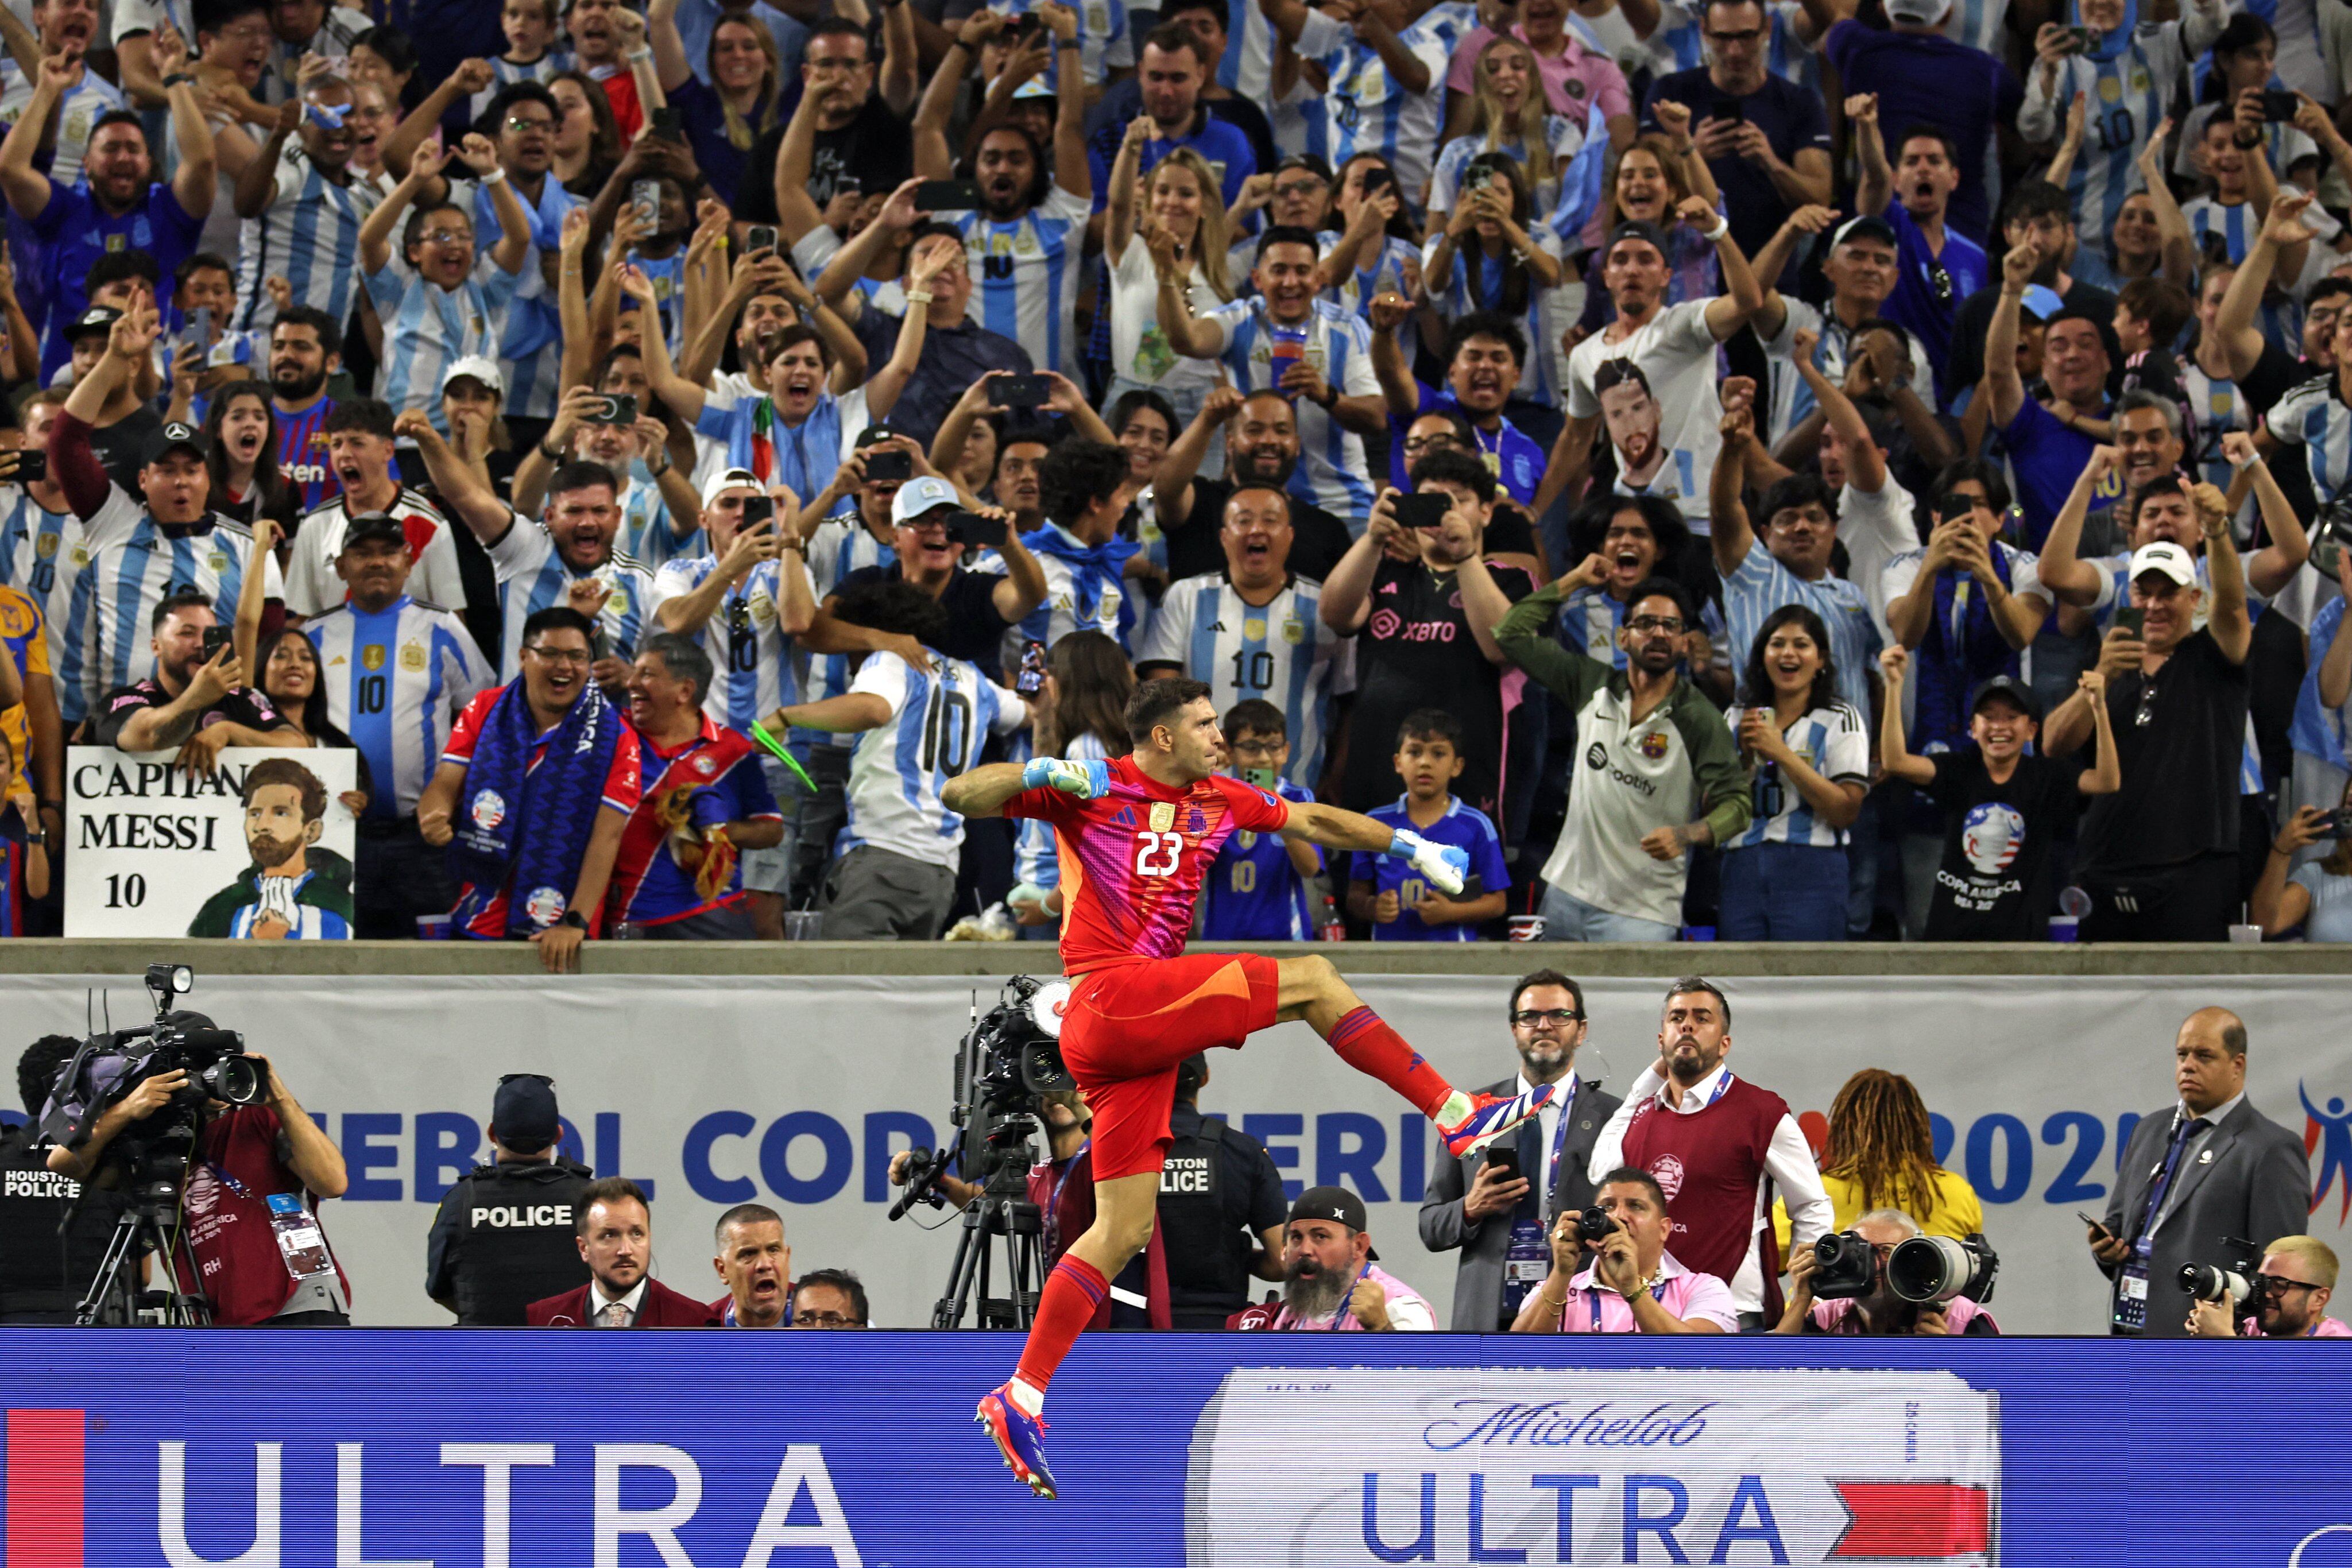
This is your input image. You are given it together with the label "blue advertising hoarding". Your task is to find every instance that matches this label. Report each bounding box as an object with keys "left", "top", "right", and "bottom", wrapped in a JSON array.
[{"left": 1, "top": 1331, "right": 2349, "bottom": 1566}]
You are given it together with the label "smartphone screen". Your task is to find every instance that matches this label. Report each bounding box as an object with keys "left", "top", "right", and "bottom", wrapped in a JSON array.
[
  {"left": 989, "top": 374, "right": 1051, "bottom": 409},
  {"left": 629, "top": 179, "right": 662, "bottom": 229},
  {"left": 1937, "top": 493, "right": 1975, "bottom": 525},
  {"left": 590, "top": 393, "right": 637, "bottom": 425},
  {"left": 201, "top": 625, "right": 233, "bottom": 662},
  {"left": 744, "top": 224, "right": 779, "bottom": 253},
  {"left": 740, "top": 494, "right": 775, "bottom": 528},
  {"left": 949, "top": 510, "right": 1009, "bottom": 548},
  {"left": 1483, "top": 1147, "right": 1520, "bottom": 1182}
]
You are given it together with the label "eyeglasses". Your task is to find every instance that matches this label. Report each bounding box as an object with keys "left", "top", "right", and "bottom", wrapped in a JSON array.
[
  {"left": 1512, "top": 1008, "right": 1582, "bottom": 1027},
  {"left": 1627, "top": 615, "right": 1686, "bottom": 633},
  {"left": 505, "top": 115, "right": 555, "bottom": 132},
  {"left": 420, "top": 228, "right": 472, "bottom": 246},
  {"left": 2266, "top": 1278, "right": 2324, "bottom": 1294},
  {"left": 2134, "top": 682, "right": 2157, "bottom": 727},
  {"left": 1273, "top": 178, "right": 1324, "bottom": 199},
  {"left": 1703, "top": 26, "right": 1764, "bottom": 42},
  {"left": 1401, "top": 434, "right": 1460, "bottom": 455},
  {"left": 791, "top": 1311, "right": 866, "bottom": 1327},
  {"left": 1228, "top": 737, "right": 1282, "bottom": 757},
  {"left": 523, "top": 644, "right": 593, "bottom": 665}
]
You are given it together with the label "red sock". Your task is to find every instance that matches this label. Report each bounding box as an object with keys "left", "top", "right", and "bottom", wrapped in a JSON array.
[
  {"left": 1013, "top": 1255, "right": 1109, "bottom": 1396},
  {"left": 1326, "top": 1006, "right": 1456, "bottom": 1118}
]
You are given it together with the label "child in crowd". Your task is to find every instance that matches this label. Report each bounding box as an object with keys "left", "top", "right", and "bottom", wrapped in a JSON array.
[
  {"left": 1347, "top": 709, "right": 1508, "bottom": 941},
  {"left": 1201, "top": 699, "right": 1322, "bottom": 940}
]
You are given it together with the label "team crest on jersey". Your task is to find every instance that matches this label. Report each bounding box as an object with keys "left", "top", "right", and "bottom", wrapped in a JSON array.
[
  {"left": 1086, "top": 0, "right": 1109, "bottom": 30},
  {"left": 470, "top": 789, "right": 508, "bottom": 831},
  {"left": 523, "top": 886, "right": 568, "bottom": 926},
  {"left": 1150, "top": 801, "right": 1177, "bottom": 833},
  {"left": 0, "top": 598, "right": 31, "bottom": 638},
  {"left": 69, "top": 544, "right": 87, "bottom": 567},
  {"left": 749, "top": 591, "right": 776, "bottom": 626},
  {"left": 1282, "top": 618, "right": 1305, "bottom": 645},
  {"left": 105, "top": 233, "right": 125, "bottom": 253},
  {"left": 1187, "top": 807, "right": 1208, "bottom": 834},
  {"left": 693, "top": 754, "right": 716, "bottom": 776},
  {"left": 1013, "top": 229, "right": 1040, "bottom": 258},
  {"left": 400, "top": 642, "right": 427, "bottom": 672},
  {"left": 2098, "top": 75, "right": 2122, "bottom": 102},
  {"left": 34, "top": 532, "right": 57, "bottom": 559},
  {"left": 1650, "top": 1153, "right": 1686, "bottom": 1201},
  {"left": 1100, "top": 586, "right": 1121, "bottom": 620},
  {"left": 1639, "top": 731, "right": 1669, "bottom": 761},
  {"left": 208, "top": 551, "right": 229, "bottom": 573},
  {"left": 361, "top": 645, "right": 386, "bottom": 671},
  {"left": 606, "top": 589, "right": 627, "bottom": 613},
  {"left": 1243, "top": 617, "right": 1266, "bottom": 640}
]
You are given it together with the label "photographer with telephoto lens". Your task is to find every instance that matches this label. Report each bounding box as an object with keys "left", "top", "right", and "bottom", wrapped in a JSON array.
[
  {"left": 46, "top": 1003, "right": 350, "bottom": 1326},
  {"left": 2185, "top": 1236, "right": 2350, "bottom": 1338},
  {"left": 1510, "top": 1166, "right": 1737, "bottom": 1334},
  {"left": 1773, "top": 1207, "right": 2002, "bottom": 1334}
]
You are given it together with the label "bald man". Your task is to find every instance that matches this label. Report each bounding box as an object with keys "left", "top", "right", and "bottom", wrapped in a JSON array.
[{"left": 2091, "top": 1008, "right": 2310, "bottom": 1337}]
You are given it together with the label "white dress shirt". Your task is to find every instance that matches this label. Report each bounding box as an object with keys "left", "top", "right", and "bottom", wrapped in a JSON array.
[
  {"left": 1589, "top": 1061, "right": 1835, "bottom": 1315},
  {"left": 587, "top": 1277, "right": 649, "bottom": 1326},
  {"left": 1517, "top": 1068, "right": 1579, "bottom": 1216}
]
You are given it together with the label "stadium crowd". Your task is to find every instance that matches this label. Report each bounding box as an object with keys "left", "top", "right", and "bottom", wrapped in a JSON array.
[{"left": 0, "top": 0, "right": 2346, "bottom": 954}]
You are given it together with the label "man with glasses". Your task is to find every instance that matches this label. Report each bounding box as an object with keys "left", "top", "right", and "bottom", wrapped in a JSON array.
[
  {"left": 2189, "top": 1236, "right": 2347, "bottom": 1338},
  {"left": 425, "top": 1073, "right": 594, "bottom": 1325},
  {"left": 1641, "top": 0, "right": 1831, "bottom": 270},
  {"left": 1496, "top": 572, "right": 1748, "bottom": 940},
  {"left": 1370, "top": 303, "right": 1547, "bottom": 506},
  {"left": 790, "top": 1268, "right": 871, "bottom": 1329},
  {"left": 1422, "top": 969, "right": 1624, "bottom": 1330},
  {"left": 1152, "top": 387, "right": 1353, "bottom": 583}
]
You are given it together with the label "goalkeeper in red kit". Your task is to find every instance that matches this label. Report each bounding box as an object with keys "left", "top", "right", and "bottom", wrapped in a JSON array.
[{"left": 943, "top": 677, "right": 1555, "bottom": 1499}]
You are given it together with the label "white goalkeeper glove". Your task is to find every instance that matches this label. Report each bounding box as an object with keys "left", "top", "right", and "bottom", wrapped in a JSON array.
[
  {"left": 1022, "top": 756, "right": 1111, "bottom": 799},
  {"left": 1386, "top": 828, "right": 1469, "bottom": 895}
]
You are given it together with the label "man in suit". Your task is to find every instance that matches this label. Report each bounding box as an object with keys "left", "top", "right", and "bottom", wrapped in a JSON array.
[
  {"left": 525, "top": 1177, "right": 718, "bottom": 1327},
  {"left": 1420, "top": 969, "right": 1624, "bottom": 1331},
  {"left": 2092, "top": 1007, "right": 2311, "bottom": 1338}
]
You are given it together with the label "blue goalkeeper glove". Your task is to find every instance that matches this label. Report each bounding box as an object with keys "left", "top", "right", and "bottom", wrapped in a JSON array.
[
  {"left": 1386, "top": 828, "right": 1469, "bottom": 895},
  {"left": 1022, "top": 756, "right": 1111, "bottom": 799}
]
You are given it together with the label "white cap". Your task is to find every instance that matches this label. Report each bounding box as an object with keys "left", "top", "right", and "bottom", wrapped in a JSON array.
[
  {"left": 2128, "top": 540, "right": 2199, "bottom": 587},
  {"left": 701, "top": 466, "right": 763, "bottom": 508},
  {"left": 1885, "top": 0, "right": 1951, "bottom": 22},
  {"left": 889, "top": 475, "right": 960, "bottom": 525},
  {"left": 440, "top": 355, "right": 504, "bottom": 396}
]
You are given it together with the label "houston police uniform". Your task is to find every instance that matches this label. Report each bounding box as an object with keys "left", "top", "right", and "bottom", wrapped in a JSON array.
[
  {"left": 424, "top": 1155, "right": 595, "bottom": 1325},
  {"left": 1158, "top": 1103, "right": 1287, "bottom": 1330},
  {"left": 0, "top": 1124, "right": 129, "bottom": 1323}
]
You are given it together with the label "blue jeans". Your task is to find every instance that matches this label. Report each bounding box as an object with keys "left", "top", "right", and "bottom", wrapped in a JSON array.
[
  {"left": 1538, "top": 884, "right": 1678, "bottom": 943},
  {"left": 1719, "top": 841, "right": 1849, "bottom": 941}
]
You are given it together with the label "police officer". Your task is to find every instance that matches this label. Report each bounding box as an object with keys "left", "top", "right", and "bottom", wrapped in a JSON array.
[
  {"left": 425, "top": 1074, "right": 593, "bottom": 1323},
  {"left": 1419, "top": 969, "right": 1623, "bottom": 1330},
  {"left": 1158, "top": 1053, "right": 1289, "bottom": 1330},
  {"left": 1, "top": 1037, "right": 129, "bottom": 1323}
]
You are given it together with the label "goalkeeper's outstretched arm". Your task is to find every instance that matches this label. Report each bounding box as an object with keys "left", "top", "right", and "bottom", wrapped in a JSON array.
[
  {"left": 945, "top": 756, "right": 1112, "bottom": 819},
  {"left": 1283, "top": 802, "right": 1471, "bottom": 895}
]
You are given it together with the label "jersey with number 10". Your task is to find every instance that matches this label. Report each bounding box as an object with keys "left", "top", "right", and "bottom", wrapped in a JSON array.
[{"left": 1004, "top": 756, "right": 1291, "bottom": 973}]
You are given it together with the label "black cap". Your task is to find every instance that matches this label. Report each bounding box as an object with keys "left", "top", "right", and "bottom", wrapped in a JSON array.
[
  {"left": 1829, "top": 214, "right": 1900, "bottom": 251},
  {"left": 68, "top": 305, "right": 122, "bottom": 342},
  {"left": 1970, "top": 673, "right": 2040, "bottom": 721},
  {"left": 1604, "top": 221, "right": 1671, "bottom": 261},
  {"left": 1288, "top": 1184, "right": 1377, "bottom": 1257},
  {"left": 853, "top": 423, "right": 900, "bottom": 450},
  {"left": 492, "top": 1074, "right": 561, "bottom": 1153},
  {"left": 141, "top": 420, "right": 208, "bottom": 466},
  {"left": 339, "top": 512, "right": 407, "bottom": 554}
]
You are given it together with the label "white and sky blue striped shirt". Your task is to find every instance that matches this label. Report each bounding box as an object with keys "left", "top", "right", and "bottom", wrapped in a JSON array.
[
  {"left": 1723, "top": 701, "right": 1870, "bottom": 848},
  {"left": 1013, "top": 727, "right": 1113, "bottom": 889},
  {"left": 0, "top": 61, "right": 123, "bottom": 189},
  {"left": 1135, "top": 572, "right": 1345, "bottom": 789},
  {"left": 1720, "top": 544, "right": 1883, "bottom": 719},
  {"left": 941, "top": 186, "right": 1094, "bottom": 380},
  {"left": 795, "top": 516, "right": 899, "bottom": 750},
  {"left": 1201, "top": 296, "right": 1380, "bottom": 518},
  {"left": 234, "top": 143, "right": 377, "bottom": 334},
  {"left": 2266, "top": 372, "right": 2352, "bottom": 505},
  {"left": 484, "top": 510, "right": 656, "bottom": 680},
  {"left": 619, "top": 474, "right": 702, "bottom": 575},
  {"left": 69, "top": 490, "right": 282, "bottom": 720},
  {"left": 996, "top": 0, "right": 1135, "bottom": 91},
  {"left": 647, "top": 552, "right": 815, "bottom": 734},
  {"left": 305, "top": 594, "right": 491, "bottom": 817},
  {"left": 1293, "top": 6, "right": 1454, "bottom": 200},
  {"left": 362, "top": 250, "right": 525, "bottom": 432},
  {"left": 2023, "top": 18, "right": 2210, "bottom": 249},
  {"left": 840, "top": 652, "right": 1027, "bottom": 869},
  {"left": 0, "top": 486, "right": 86, "bottom": 687}
]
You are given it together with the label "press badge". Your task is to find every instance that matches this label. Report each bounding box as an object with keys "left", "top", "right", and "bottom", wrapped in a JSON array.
[
  {"left": 1502, "top": 1219, "right": 1550, "bottom": 1317},
  {"left": 267, "top": 1193, "right": 334, "bottom": 1280}
]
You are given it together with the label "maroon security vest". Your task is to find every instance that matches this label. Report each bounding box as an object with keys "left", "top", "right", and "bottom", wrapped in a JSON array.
[{"left": 1618, "top": 1075, "right": 1793, "bottom": 1320}]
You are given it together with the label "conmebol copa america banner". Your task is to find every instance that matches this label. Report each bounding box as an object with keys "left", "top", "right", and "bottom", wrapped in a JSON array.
[
  {"left": 2, "top": 971, "right": 2350, "bottom": 1331},
  {"left": 1, "top": 1333, "right": 2349, "bottom": 1566}
]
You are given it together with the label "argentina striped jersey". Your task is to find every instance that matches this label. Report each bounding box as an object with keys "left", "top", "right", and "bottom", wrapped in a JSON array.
[{"left": 305, "top": 594, "right": 493, "bottom": 816}]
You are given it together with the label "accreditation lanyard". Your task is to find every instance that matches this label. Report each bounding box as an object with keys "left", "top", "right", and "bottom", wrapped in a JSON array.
[
  {"left": 2111, "top": 1110, "right": 2196, "bottom": 1334},
  {"left": 1666, "top": 1071, "right": 1736, "bottom": 1113},
  {"left": 1588, "top": 1275, "right": 1672, "bottom": 1332}
]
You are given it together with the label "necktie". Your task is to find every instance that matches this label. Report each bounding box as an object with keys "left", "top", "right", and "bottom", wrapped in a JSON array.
[{"left": 601, "top": 1300, "right": 634, "bottom": 1329}]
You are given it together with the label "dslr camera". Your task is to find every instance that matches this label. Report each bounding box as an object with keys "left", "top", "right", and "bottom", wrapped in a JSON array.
[
  {"left": 2180, "top": 1238, "right": 2269, "bottom": 1314},
  {"left": 1575, "top": 1205, "right": 1616, "bottom": 1244},
  {"left": 1809, "top": 1230, "right": 1882, "bottom": 1300}
]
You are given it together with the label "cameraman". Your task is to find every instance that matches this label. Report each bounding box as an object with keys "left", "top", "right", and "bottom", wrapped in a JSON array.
[
  {"left": 1510, "top": 1167, "right": 1736, "bottom": 1334},
  {"left": 890, "top": 1087, "right": 1095, "bottom": 1271},
  {"left": 1772, "top": 1209, "right": 2001, "bottom": 1335},
  {"left": 2, "top": 1038, "right": 130, "bottom": 1322},
  {"left": 2187, "top": 1236, "right": 2350, "bottom": 1338},
  {"left": 47, "top": 1040, "right": 351, "bottom": 1326}
]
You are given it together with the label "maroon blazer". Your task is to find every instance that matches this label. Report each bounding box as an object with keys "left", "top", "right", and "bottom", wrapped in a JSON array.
[{"left": 525, "top": 1278, "right": 720, "bottom": 1327}]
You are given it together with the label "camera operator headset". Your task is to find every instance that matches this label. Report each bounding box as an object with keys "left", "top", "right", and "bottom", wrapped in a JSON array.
[
  {"left": 1, "top": 1038, "right": 133, "bottom": 1323},
  {"left": 2185, "top": 1235, "right": 2350, "bottom": 1338},
  {"left": 48, "top": 1023, "right": 351, "bottom": 1326},
  {"left": 1509, "top": 1167, "right": 1739, "bottom": 1334},
  {"left": 1772, "top": 1208, "right": 2002, "bottom": 1335}
]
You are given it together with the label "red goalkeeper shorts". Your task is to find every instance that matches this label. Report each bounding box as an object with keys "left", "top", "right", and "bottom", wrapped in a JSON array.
[{"left": 1058, "top": 953, "right": 1282, "bottom": 1180}]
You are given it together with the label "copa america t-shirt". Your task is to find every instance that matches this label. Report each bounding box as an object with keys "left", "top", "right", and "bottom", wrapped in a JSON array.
[{"left": 1921, "top": 749, "right": 2079, "bottom": 941}]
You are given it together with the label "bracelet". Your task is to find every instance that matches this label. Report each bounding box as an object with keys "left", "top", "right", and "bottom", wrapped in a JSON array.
[
  {"left": 1703, "top": 218, "right": 1730, "bottom": 242},
  {"left": 648, "top": 457, "right": 671, "bottom": 476},
  {"left": 905, "top": 288, "right": 935, "bottom": 304},
  {"left": 163, "top": 72, "right": 195, "bottom": 88},
  {"left": 625, "top": 45, "right": 653, "bottom": 63},
  {"left": 481, "top": 165, "right": 507, "bottom": 185},
  {"left": 537, "top": 438, "right": 564, "bottom": 460}
]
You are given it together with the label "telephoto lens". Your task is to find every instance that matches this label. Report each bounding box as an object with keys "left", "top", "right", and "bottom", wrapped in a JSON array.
[
  {"left": 2178, "top": 1261, "right": 2258, "bottom": 1304},
  {"left": 199, "top": 1056, "right": 268, "bottom": 1107},
  {"left": 1887, "top": 1233, "right": 2001, "bottom": 1304}
]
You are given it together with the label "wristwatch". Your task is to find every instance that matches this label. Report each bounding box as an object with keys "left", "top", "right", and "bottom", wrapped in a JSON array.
[
  {"left": 163, "top": 72, "right": 196, "bottom": 89},
  {"left": 559, "top": 910, "right": 589, "bottom": 931}
]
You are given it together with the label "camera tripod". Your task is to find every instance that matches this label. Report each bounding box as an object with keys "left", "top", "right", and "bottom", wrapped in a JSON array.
[
  {"left": 930, "top": 1130, "right": 1047, "bottom": 1330},
  {"left": 75, "top": 1190, "right": 212, "bottom": 1326}
]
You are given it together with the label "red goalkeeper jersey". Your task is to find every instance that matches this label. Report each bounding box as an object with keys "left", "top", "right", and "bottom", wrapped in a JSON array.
[{"left": 1004, "top": 758, "right": 1292, "bottom": 974}]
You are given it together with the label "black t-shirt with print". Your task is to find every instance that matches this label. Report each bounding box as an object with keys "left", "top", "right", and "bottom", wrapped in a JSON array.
[{"left": 1922, "top": 749, "right": 2079, "bottom": 940}]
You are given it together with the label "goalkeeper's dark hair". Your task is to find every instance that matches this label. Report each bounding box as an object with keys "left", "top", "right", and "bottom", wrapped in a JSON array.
[{"left": 1127, "top": 676, "right": 1214, "bottom": 746}]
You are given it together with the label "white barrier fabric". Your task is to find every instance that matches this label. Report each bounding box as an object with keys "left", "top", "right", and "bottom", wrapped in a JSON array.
[{"left": 8, "top": 970, "right": 2350, "bottom": 1331}]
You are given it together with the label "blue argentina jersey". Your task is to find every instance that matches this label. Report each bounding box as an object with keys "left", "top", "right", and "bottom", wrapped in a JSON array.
[
  {"left": 1420, "top": 229, "right": 1567, "bottom": 406},
  {"left": 2291, "top": 595, "right": 2350, "bottom": 768},
  {"left": 1721, "top": 545, "right": 1882, "bottom": 717},
  {"left": 1763, "top": 299, "right": 1935, "bottom": 447},
  {"left": 1349, "top": 796, "right": 1510, "bottom": 941},
  {"left": 1292, "top": 7, "right": 1453, "bottom": 199},
  {"left": 234, "top": 144, "right": 376, "bottom": 332},
  {"left": 1203, "top": 297, "right": 1380, "bottom": 518},
  {"left": 1013, "top": 530, "right": 1136, "bottom": 655},
  {"left": 618, "top": 474, "right": 702, "bottom": 574},
  {"left": 647, "top": 553, "right": 814, "bottom": 733},
  {"left": 0, "top": 486, "right": 86, "bottom": 679},
  {"left": 2025, "top": 17, "right": 2209, "bottom": 247},
  {"left": 1429, "top": 115, "right": 1587, "bottom": 222},
  {"left": 795, "top": 516, "right": 898, "bottom": 750},
  {"left": 945, "top": 187, "right": 1094, "bottom": 379},
  {"left": 362, "top": 252, "right": 525, "bottom": 431},
  {"left": 2181, "top": 195, "right": 2258, "bottom": 265},
  {"left": 998, "top": 0, "right": 1135, "bottom": 92},
  {"left": 1723, "top": 701, "right": 1870, "bottom": 848},
  {"left": 70, "top": 493, "right": 281, "bottom": 722},
  {"left": 1135, "top": 572, "right": 1343, "bottom": 788},
  {"left": 2183, "top": 361, "right": 2253, "bottom": 493},
  {"left": 1556, "top": 584, "right": 1733, "bottom": 677},
  {"left": 2264, "top": 372, "right": 2352, "bottom": 504},
  {"left": 840, "top": 652, "right": 1027, "bottom": 869},
  {"left": 0, "top": 62, "right": 124, "bottom": 188},
  {"left": 1202, "top": 776, "right": 1319, "bottom": 939},
  {"left": 471, "top": 174, "right": 578, "bottom": 421},
  {"left": 483, "top": 510, "right": 656, "bottom": 678},
  {"left": 305, "top": 595, "right": 491, "bottom": 818},
  {"left": 693, "top": 386, "right": 872, "bottom": 504}
]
